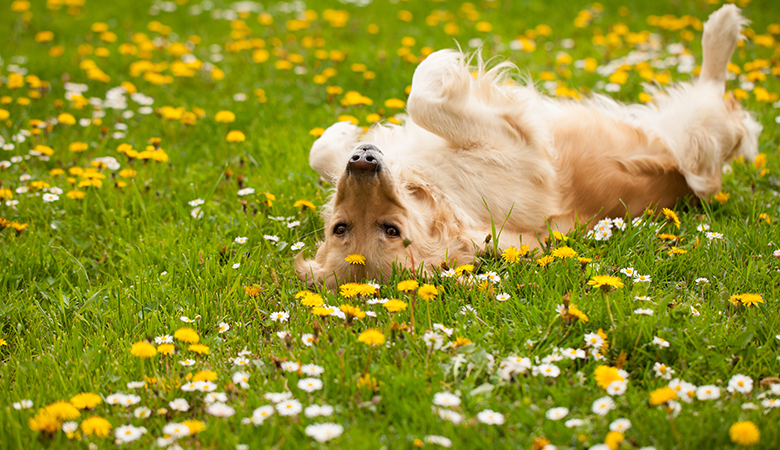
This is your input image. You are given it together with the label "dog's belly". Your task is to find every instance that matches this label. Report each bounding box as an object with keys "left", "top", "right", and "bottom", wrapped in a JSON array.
[{"left": 551, "top": 110, "right": 695, "bottom": 227}]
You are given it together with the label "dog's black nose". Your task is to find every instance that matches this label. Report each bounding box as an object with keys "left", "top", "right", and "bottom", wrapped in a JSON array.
[{"left": 348, "top": 144, "right": 381, "bottom": 173}]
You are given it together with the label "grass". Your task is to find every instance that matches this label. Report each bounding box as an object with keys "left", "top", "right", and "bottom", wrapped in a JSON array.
[{"left": 1, "top": 0, "right": 780, "bottom": 448}]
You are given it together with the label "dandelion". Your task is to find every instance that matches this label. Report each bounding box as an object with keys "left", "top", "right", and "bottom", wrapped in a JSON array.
[
  {"left": 502, "top": 245, "right": 528, "bottom": 263},
  {"left": 649, "top": 387, "right": 677, "bottom": 406},
  {"left": 215, "top": 110, "right": 235, "bottom": 122},
  {"left": 226, "top": 130, "right": 246, "bottom": 142},
  {"left": 382, "top": 299, "right": 407, "bottom": 312},
  {"left": 662, "top": 208, "right": 680, "bottom": 228},
  {"left": 588, "top": 275, "right": 624, "bottom": 290},
  {"left": 730, "top": 421, "right": 760, "bottom": 446},
  {"left": 130, "top": 341, "right": 157, "bottom": 358},
  {"left": 70, "top": 393, "right": 102, "bottom": 409},
  {"left": 45, "top": 401, "right": 81, "bottom": 421},
  {"left": 729, "top": 293, "right": 764, "bottom": 307},
  {"left": 551, "top": 246, "right": 577, "bottom": 259},
  {"left": 173, "top": 327, "right": 199, "bottom": 344},
  {"left": 358, "top": 328, "right": 385, "bottom": 346},
  {"left": 80, "top": 416, "right": 112, "bottom": 437},
  {"left": 344, "top": 253, "right": 366, "bottom": 265},
  {"left": 594, "top": 366, "right": 624, "bottom": 389},
  {"left": 418, "top": 284, "right": 438, "bottom": 300}
]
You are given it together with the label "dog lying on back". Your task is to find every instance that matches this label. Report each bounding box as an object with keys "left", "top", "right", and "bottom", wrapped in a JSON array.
[{"left": 297, "top": 5, "right": 760, "bottom": 288}]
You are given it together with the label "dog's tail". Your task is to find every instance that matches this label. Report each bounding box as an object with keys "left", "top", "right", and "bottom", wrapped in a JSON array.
[{"left": 699, "top": 5, "right": 748, "bottom": 87}]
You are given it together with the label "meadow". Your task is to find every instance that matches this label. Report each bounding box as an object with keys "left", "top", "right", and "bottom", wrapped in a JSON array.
[{"left": 1, "top": 0, "right": 780, "bottom": 448}]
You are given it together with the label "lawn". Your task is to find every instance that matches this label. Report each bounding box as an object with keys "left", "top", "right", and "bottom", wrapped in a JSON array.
[{"left": 1, "top": 0, "right": 780, "bottom": 448}]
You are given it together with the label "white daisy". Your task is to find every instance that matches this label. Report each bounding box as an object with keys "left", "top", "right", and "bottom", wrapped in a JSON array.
[
  {"left": 592, "top": 396, "right": 615, "bottom": 416},
  {"left": 304, "top": 423, "right": 344, "bottom": 443},
  {"left": 477, "top": 409, "right": 505, "bottom": 425},
  {"left": 545, "top": 407, "right": 569, "bottom": 420}
]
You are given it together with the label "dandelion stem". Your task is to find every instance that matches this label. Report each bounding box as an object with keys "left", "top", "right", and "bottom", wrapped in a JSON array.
[
  {"left": 604, "top": 293, "right": 615, "bottom": 327},
  {"left": 363, "top": 346, "right": 374, "bottom": 375}
]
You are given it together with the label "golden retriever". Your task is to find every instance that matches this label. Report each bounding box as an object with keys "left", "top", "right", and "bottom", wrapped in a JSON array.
[{"left": 297, "top": 5, "right": 760, "bottom": 288}]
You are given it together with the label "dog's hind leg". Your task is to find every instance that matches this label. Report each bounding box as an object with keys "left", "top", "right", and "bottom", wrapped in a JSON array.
[
  {"left": 309, "top": 121, "right": 362, "bottom": 184},
  {"left": 646, "top": 5, "right": 760, "bottom": 197}
]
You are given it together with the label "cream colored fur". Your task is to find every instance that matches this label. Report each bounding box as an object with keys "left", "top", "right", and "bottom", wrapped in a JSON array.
[{"left": 297, "top": 5, "right": 761, "bottom": 287}]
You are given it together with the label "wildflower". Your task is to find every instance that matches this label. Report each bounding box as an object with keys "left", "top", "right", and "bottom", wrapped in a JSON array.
[
  {"left": 396, "top": 280, "right": 418, "bottom": 292},
  {"left": 477, "top": 409, "right": 505, "bottom": 425},
  {"left": 653, "top": 362, "right": 674, "bottom": 380},
  {"left": 218, "top": 322, "right": 230, "bottom": 333},
  {"left": 633, "top": 274, "right": 652, "bottom": 283},
  {"left": 301, "top": 364, "right": 325, "bottom": 377},
  {"left": 728, "top": 374, "right": 753, "bottom": 394},
  {"left": 115, "top": 425, "right": 147, "bottom": 443},
  {"left": 174, "top": 327, "right": 199, "bottom": 343},
  {"left": 13, "top": 400, "right": 33, "bottom": 410},
  {"left": 620, "top": 267, "right": 635, "bottom": 277},
  {"left": 162, "top": 422, "right": 190, "bottom": 438},
  {"left": 545, "top": 407, "right": 569, "bottom": 420},
  {"left": 281, "top": 361, "right": 300, "bottom": 372},
  {"left": 502, "top": 245, "right": 528, "bottom": 263},
  {"left": 226, "top": 130, "right": 246, "bottom": 142},
  {"left": 206, "top": 402, "right": 235, "bottom": 417},
  {"left": 455, "top": 264, "right": 474, "bottom": 275},
  {"left": 418, "top": 284, "right": 439, "bottom": 300},
  {"left": 293, "top": 199, "right": 316, "bottom": 210},
  {"left": 130, "top": 341, "right": 157, "bottom": 358},
  {"left": 662, "top": 208, "right": 680, "bottom": 228},
  {"left": 565, "top": 419, "right": 584, "bottom": 428},
  {"left": 713, "top": 191, "right": 730, "bottom": 204},
  {"left": 62, "top": 421, "right": 78, "bottom": 434},
  {"left": 188, "top": 344, "right": 209, "bottom": 355},
  {"left": 358, "top": 328, "right": 385, "bottom": 346},
  {"left": 594, "top": 366, "right": 624, "bottom": 389},
  {"left": 305, "top": 423, "right": 344, "bottom": 443},
  {"left": 234, "top": 236, "right": 247, "bottom": 244},
  {"left": 592, "top": 396, "right": 615, "bottom": 415},
  {"left": 730, "top": 421, "right": 760, "bottom": 446},
  {"left": 169, "top": 398, "right": 189, "bottom": 412},
  {"left": 182, "top": 420, "right": 206, "bottom": 434},
  {"left": 652, "top": 336, "right": 670, "bottom": 348},
  {"left": 649, "top": 387, "right": 677, "bottom": 406},
  {"left": 252, "top": 405, "right": 275, "bottom": 424},
  {"left": 270, "top": 311, "right": 290, "bottom": 322},
  {"left": 536, "top": 363, "right": 561, "bottom": 378},
  {"left": 134, "top": 407, "right": 151, "bottom": 418},
  {"left": 729, "top": 293, "right": 764, "bottom": 307},
  {"left": 433, "top": 392, "right": 461, "bottom": 407},
  {"left": 605, "top": 431, "right": 625, "bottom": 450},
  {"left": 80, "top": 416, "right": 112, "bottom": 437},
  {"left": 551, "top": 246, "right": 577, "bottom": 259},
  {"left": 634, "top": 308, "right": 653, "bottom": 315},
  {"left": 215, "top": 110, "right": 235, "bottom": 122},
  {"left": 45, "top": 401, "right": 81, "bottom": 420},
  {"left": 29, "top": 409, "right": 60, "bottom": 434},
  {"left": 70, "top": 393, "right": 102, "bottom": 409},
  {"left": 345, "top": 253, "right": 366, "bottom": 265},
  {"left": 301, "top": 334, "right": 316, "bottom": 346},
  {"left": 264, "top": 392, "right": 293, "bottom": 403},
  {"left": 382, "top": 299, "right": 407, "bottom": 312},
  {"left": 610, "top": 418, "right": 632, "bottom": 432},
  {"left": 304, "top": 404, "right": 334, "bottom": 418},
  {"left": 584, "top": 332, "right": 604, "bottom": 348},
  {"left": 496, "top": 293, "right": 510, "bottom": 302},
  {"left": 297, "top": 378, "right": 323, "bottom": 392},
  {"left": 276, "top": 399, "right": 303, "bottom": 416},
  {"left": 157, "top": 343, "right": 175, "bottom": 355},
  {"left": 588, "top": 275, "right": 624, "bottom": 290},
  {"left": 179, "top": 359, "right": 196, "bottom": 366}
]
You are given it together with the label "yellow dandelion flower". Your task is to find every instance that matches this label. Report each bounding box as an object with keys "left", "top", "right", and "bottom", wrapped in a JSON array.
[
  {"left": 453, "top": 337, "right": 472, "bottom": 348},
  {"left": 215, "top": 110, "right": 235, "bottom": 123},
  {"left": 29, "top": 409, "right": 61, "bottom": 433},
  {"left": 344, "top": 254, "right": 366, "bottom": 265},
  {"left": 730, "top": 293, "right": 763, "bottom": 307},
  {"left": 384, "top": 98, "right": 405, "bottom": 108},
  {"left": 45, "top": 401, "right": 81, "bottom": 420},
  {"left": 309, "top": 127, "right": 325, "bottom": 137},
  {"left": 713, "top": 191, "right": 730, "bottom": 204},
  {"left": 244, "top": 284, "right": 262, "bottom": 297},
  {"left": 340, "top": 304, "right": 367, "bottom": 319},
  {"left": 648, "top": 387, "right": 677, "bottom": 406},
  {"left": 536, "top": 255, "right": 555, "bottom": 267},
  {"left": 157, "top": 343, "right": 175, "bottom": 355},
  {"left": 594, "top": 366, "right": 624, "bottom": 389},
  {"left": 293, "top": 199, "right": 315, "bottom": 210},
  {"left": 70, "top": 393, "right": 102, "bottom": 409},
  {"left": 130, "top": 341, "right": 157, "bottom": 358},
  {"left": 300, "top": 292, "right": 324, "bottom": 307},
  {"left": 80, "top": 416, "right": 112, "bottom": 437},
  {"left": 358, "top": 328, "right": 385, "bottom": 346},
  {"left": 662, "top": 208, "right": 680, "bottom": 229},
  {"left": 454, "top": 264, "right": 474, "bottom": 275},
  {"left": 187, "top": 344, "right": 209, "bottom": 355},
  {"left": 182, "top": 419, "right": 206, "bottom": 434},
  {"left": 383, "top": 299, "right": 407, "bottom": 312},
  {"left": 604, "top": 431, "right": 624, "bottom": 450},
  {"left": 397, "top": 280, "right": 419, "bottom": 292},
  {"left": 588, "top": 275, "right": 624, "bottom": 290},
  {"left": 69, "top": 141, "right": 89, "bottom": 152},
  {"left": 311, "top": 306, "right": 335, "bottom": 316},
  {"left": 729, "top": 421, "right": 760, "bottom": 446},
  {"left": 173, "top": 327, "right": 199, "bottom": 344},
  {"left": 551, "top": 246, "right": 577, "bottom": 259},
  {"left": 226, "top": 130, "right": 245, "bottom": 142},
  {"left": 192, "top": 370, "right": 217, "bottom": 382},
  {"left": 502, "top": 245, "right": 528, "bottom": 263},
  {"left": 418, "top": 284, "right": 439, "bottom": 301},
  {"left": 568, "top": 304, "right": 589, "bottom": 322}
]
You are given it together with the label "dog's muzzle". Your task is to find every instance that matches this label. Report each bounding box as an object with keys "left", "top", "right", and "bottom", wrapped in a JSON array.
[{"left": 348, "top": 144, "right": 382, "bottom": 174}]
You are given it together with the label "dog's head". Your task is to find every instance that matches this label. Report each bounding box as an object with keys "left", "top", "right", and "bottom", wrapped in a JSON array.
[{"left": 295, "top": 143, "right": 472, "bottom": 288}]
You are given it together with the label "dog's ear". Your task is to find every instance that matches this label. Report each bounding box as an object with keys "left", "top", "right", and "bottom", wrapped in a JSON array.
[{"left": 294, "top": 252, "right": 325, "bottom": 286}]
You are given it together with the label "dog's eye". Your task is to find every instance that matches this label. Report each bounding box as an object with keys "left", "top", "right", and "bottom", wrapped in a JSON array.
[
  {"left": 384, "top": 225, "right": 400, "bottom": 237},
  {"left": 333, "top": 223, "right": 347, "bottom": 235}
]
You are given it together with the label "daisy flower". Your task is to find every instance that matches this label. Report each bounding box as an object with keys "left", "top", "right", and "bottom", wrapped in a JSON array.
[
  {"left": 610, "top": 418, "right": 632, "bottom": 432},
  {"left": 633, "top": 274, "right": 652, "bottom": 283},
  {"left": 232, "top": 371, "right": 250, "bottom": 389},
  {"left": 252, "top": 405, "right": 275, "bottom": 424},
  {"left": 169, "top": 398, "right": 189, "bottom": 412},
  {"left": 620, "top": 267, "right": 636, "bottom": 277},
  {"left": 433, "top": 392, "right": 461, "bottom": 407},
  {"left": 496, "top": 293, "right": 510, "bottom": 302},
  {"left": 264, "top": 392, "right": 293, "bottom": 403},
  {"left": 133, "top": 407, "right": 151, "bottom": 418},
  {"left": 270, "top": 311, "right": 289, "bottom": 322},
  {"left": 477, "top": 409, "right": 505, "bottom": 425},
  {"left": 728, "top": 374, "right": 753, "bottom": 394},
  {"left": 652, "top": 336, "right": 670, "bottom": 348},
  {"left": 301, "top": 364, "right": 325, "bottom": 377},
  {"left": 218, "top": 322, "right": 230, "bottom": 333},
  {"left": 592, "top": 396, "right": 615, "bottom": 416},
  {"left": 653, "top": 362, "right": 674, "bottom": 380},
  {"left": 634, "top": 308, "right": 653, "bottom": 315},
  {"left": 545, "top": 407, "right": 569, "bottom": 420},
  {"left": 234, "top": 236, "right": 247, "bottom": 244},
  {"left": 297, "top": 378, "right": 323, "bottom": 393},
  {"left": 565, "top": 418, "right": 584, "bottom": 428},
  {"left": 281, "top": 361, "right": 300, "bottom": 372},
  {"left": 437, "top": 408, "right": 463, "bottom": 424},
  {"left": 115, "top": 425, "right": 147, "bottom": 443},
  {"left": 179, "top": 359, "right": 196, "bottom": 366},
  {"left": 206, "top": 402, "right": 235, "bottom": 417},
  {"left": 276, "top": 399, "right": 303, "bottom": 416},
  {"left": 291, "top": 242, "right": 304, "bottom": 250},
  {"left": 301, "top": 334, "right": 315, "bottom": 347},
  {"left": 584, "top": 332, "right": 604, "bottom": 348},
  {"left": 425, "top": 435, "right": 453, "bottom": 447},
  {"left": 304, "top": 404, "right": 334, "bottom": 418},
  {"left": 696, "top": 385, "right": 721, "bottom": 400},
  {"left": 305, "top": 423, "right": 344, "bottom": 443}
]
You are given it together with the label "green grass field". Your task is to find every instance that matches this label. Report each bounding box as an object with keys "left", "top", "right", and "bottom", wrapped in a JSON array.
[{"left": 1, "top": 0, "right": 780, "bottom": 448}]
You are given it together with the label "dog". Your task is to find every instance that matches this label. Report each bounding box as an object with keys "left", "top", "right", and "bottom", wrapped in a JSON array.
[{"left": 296, "top": 5, "right": 761, "bottom": 288}]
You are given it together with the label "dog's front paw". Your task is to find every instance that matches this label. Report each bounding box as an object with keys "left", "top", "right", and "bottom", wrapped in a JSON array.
[
  {"left": 411, "top": 50, "right": 469, "bottom": 102},
  {"left": 319, "top": 121, "right": 361, "bottom": 143}
]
